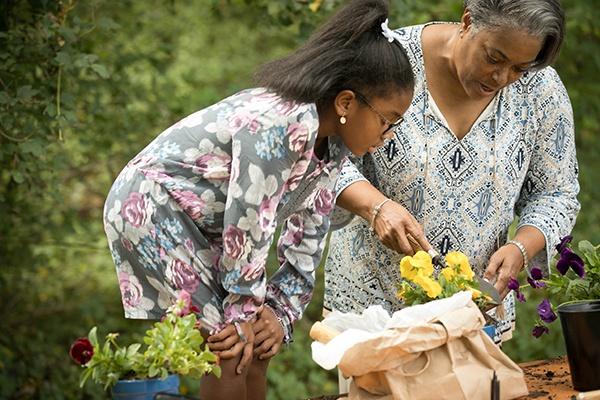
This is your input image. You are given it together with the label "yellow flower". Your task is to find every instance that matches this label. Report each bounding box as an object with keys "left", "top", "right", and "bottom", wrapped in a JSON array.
[
  {"left": 400, "top": 251, "right": 434, "bottom": 281},
  {"left": 441, "top": 267, "right": 456, "bottom": 281},
  {"left": 400, "top": 256, "right": 418, "bottom": 281},
  {"left": 309, "top": 0, "right": 323, "bottom": 12},
  {"left": 469, "top": 288, "right": 482, "bottom": 299},
  {"left": 445, "top": 251, "right": 474, "bottom": 281},
  {"left": 413, "top": 274, "right": 442, "bottom": 299},
  {"left": 412, "top": 251, "right": 434, "bottom": 276}
]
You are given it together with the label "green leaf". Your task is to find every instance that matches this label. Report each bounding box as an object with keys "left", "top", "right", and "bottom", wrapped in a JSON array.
[
  {"left": 91, "top": 64, "right": 110, "bottom": 79},
  {"left": 55, "top": 51, "right": 71, "bottom": 66},
  {"left": 16, "top": 85, "right": 38, "bottom": 101}
]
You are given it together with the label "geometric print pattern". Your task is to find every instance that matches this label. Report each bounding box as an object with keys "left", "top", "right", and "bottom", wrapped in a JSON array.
[{"left": 325, "top": 24, "right": 580, "bottom": 338}]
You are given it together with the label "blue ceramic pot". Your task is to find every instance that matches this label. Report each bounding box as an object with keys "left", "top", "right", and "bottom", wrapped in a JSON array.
[{"left": 112, "top": 374, "right": 180, "bottom": 400}]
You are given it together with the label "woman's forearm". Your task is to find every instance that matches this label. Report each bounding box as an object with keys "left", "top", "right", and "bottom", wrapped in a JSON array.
[{"left": 336, "top": 180, "right": 388, "bottom": 222}]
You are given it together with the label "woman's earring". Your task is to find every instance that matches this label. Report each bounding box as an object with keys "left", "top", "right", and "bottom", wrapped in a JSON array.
[
  {"left": 458, "top": 28, "right": 463, "bottom": 38},
  {"left": 340, "top": 115, "right": 347, "bottom": 125}
]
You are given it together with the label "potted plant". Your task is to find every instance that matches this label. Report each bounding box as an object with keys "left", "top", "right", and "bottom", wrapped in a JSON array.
[
  {"left": 508, "top": 236, "right": 600, "bottom": 392},
  {"left": 397, "top": 250, "right": 499, "bottom": 340},
  {"left": 69, "top": 290, "right": 221, "bottom": 399}
]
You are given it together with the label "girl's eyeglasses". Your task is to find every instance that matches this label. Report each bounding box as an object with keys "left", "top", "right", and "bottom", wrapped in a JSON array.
[{"left": 354, "top": 90, "right": 404, "bottom": 133}]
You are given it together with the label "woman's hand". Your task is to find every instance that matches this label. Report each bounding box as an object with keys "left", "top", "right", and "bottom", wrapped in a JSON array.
[
  {"left": 372, "top": 200, "right": 430, "bottom": 255},
  {"left": 252, "top": 306, "right": 285, "bottom": 360},
  {"left": 484, "top": 244, "right": 524, "bottom": 299},
  {"left": 207, "top": 321, "right": 255, "bottom": 374}
]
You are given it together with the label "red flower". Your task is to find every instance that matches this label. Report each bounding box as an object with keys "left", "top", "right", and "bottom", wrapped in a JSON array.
[{"left": 69, "top": 337, "right": 94, "bottom": 365}]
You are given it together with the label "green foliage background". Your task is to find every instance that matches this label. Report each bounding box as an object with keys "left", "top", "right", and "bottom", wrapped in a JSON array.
[{"left": 0, "top": 0, "right": 598, "bottom": 398}]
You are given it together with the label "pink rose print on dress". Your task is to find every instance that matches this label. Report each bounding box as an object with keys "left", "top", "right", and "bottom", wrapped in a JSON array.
[
  {"left": 223, "top": 225, "right": 248, "bottom": 260},
  {"left": 224, "top": 297, "right": 260, "bottom": 322},
  {"left": 142, "top": 169, "right": 172, "bottom": 184},
  {"left": 288, "top": 123, "right": 309, "bottom": 153},
  {"left": 118, "top": 271, "right": 145, "bottom": 309},
  {"left": 171, "top": 190, "right": 205, "bottom": 220},
  {"left": 281, "top": 214, "right": 304, "bottom": 246},
  {"left": 241, "top": 260, "right": 264, "bottom": 281},
  {"left": 195, "top": 153, "right": 231, "bottom": 180},
  {"left": 121, "top": 192, "right": 150, "bottom": 228},
  {"left": 229, "top": 112, "right": 260, "bottom": 135},
  {"left": 276, "top": 100, "right": 300, "bottom": 116},
  {"left": 121, "top": 237, "right": 134, "bottom": 252},
  {"left": 258, "top": 198, "right": 278, "bottom": 232},
  {"left": 285, "top": 157, "right": 310, "bottom": 191},
  {"left": 166, "top": 258, "right": 200, "bottom": 293},
  {"left": 314, "top": 188, "right": 335, "bottom": 216}
]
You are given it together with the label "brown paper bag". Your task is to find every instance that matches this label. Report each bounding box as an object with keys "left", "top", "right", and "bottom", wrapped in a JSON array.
[{"left": 338, "top": 302, "right": 528, "bottom": 400}]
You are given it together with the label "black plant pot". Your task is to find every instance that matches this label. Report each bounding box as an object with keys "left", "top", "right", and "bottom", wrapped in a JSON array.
[{"left": 557, "top": 300, "right": 600, "bottom": 392}]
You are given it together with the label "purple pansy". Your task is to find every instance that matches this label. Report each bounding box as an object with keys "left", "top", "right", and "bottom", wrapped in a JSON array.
[
  {"left": 555, "top": 235, "right": 573, "bottom": 253},
  {"left": 537, "top": 298, "right": 557, "bottom": 323},
  {"left": 556, "top": 247, "right": 586, "bottom": 278},
  {"left": 532, "top": 325, "right": 549, "bottom": 338},
  {"left": 508, "top": 277, "right": 526, "bottom": 302},
  {"left": 530, "top": 266, "right": 544, "bottom": 280}
]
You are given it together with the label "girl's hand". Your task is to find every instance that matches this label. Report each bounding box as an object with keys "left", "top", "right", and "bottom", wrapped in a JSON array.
[
  {"left": 372, "top": 200, "right": 430, "bottom": 255},
  {"left": 252, "top": 306, "right": 285, "bottom": 360},
  {"left": 207, "top": 321, "right": 255, "bottom": 374}
]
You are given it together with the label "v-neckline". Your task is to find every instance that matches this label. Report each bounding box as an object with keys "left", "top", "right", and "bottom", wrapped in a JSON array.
[{"left": 419, "top": 22, "right": 500, "bottom": 142}]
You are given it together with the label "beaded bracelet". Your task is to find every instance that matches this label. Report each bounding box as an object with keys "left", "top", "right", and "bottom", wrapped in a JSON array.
[
  {"left": 507, "top": 239, "right": 529, "bottom": 270},
  {"left": 265, "top": 304, "right": 291, "bottom": 343},
  {"left": 233, "top": 321, "right": 247, "bottom": 343},
  {"left": 369, "top": 198, "right": 391, "bottom": 232}
]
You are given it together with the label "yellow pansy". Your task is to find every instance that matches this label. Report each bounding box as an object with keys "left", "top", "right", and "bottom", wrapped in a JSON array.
[
  {"left": 400, "top": 256, "right": 418, "bottom": 281},
  {"left": 441, "top": 267, "right": 456, "bottom": 282},
  {"left": 445, "top": 251, "right": 475, "bottom": 281},
  {"left": 469, "top": 288, "right": 482, "bottom": 299},
  {"left": 414, "top": 274, "right": 442, "bottom": 299},
  {"left": 412, "top": 251, "right": 434, "bottom": 276},
  {"left": 400, "top": 251, "right": 434, "bottom": 281}
]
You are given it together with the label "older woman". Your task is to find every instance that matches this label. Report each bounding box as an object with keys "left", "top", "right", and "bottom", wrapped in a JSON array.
[{"left": 325, "top": 0, "right": 579, "bottom": 342}]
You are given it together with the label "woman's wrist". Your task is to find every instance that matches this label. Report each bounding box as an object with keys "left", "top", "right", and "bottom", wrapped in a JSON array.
[
  {"left": 506, "top": 239, "right": 529, "bottom": 271},
  {"left": 369, "top": 198, "right": 391, "bottom": 231}
]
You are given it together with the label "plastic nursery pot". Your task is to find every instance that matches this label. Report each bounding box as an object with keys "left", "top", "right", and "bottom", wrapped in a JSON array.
[
  {"left": 112, "top": 374, "right": 180, "bottom": 400},
  {"left": 557, "top": 300, "right": 600, "bottom": 392}
]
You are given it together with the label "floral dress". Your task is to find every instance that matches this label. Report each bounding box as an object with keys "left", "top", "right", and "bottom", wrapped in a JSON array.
[
  {"left": 103, "top": 88, "right": 348, "bottom": 340},
  {"left": 325, "top": 24, "right": 580, "bottom": 339}
]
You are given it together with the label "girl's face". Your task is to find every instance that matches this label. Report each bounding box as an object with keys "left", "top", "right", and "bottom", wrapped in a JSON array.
[
  {"left": 339, "top": 89, "right": 413, "bottom": 156},
  {"left": 454, "top": 14, "right": 543, "bottom": 99}
]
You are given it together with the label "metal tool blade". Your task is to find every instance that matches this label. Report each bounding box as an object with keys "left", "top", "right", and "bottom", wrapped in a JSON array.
[{"left": 476, "top": 275, "right": 502, "bottom": 304}]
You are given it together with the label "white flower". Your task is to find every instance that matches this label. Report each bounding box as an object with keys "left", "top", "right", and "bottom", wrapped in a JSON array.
[{"left": 245, "top": 164, "right": 278, "bottom": 205}]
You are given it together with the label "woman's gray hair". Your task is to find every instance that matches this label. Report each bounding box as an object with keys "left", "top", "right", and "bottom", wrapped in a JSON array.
[{"left": 463, "top": 0, "right": 565, "bottom": 69}]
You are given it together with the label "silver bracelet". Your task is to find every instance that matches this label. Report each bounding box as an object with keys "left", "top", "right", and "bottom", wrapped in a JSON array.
[
  {"left": 265, "top": 304, "right": 290, "bottom": 343},
  {"left": 233, "top": 321, "right": 247, "bottom": 343},
  {"left": 369, "top": 198, "right": 391, "bottom": 232},
  {"left": 507, "top": 239, "right": 529, "bottom": 270}
]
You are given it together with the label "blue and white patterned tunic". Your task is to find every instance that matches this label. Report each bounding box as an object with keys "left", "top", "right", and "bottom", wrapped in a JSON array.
[{"left": 324, "top": 24, "right": 580, "bottom": 336}]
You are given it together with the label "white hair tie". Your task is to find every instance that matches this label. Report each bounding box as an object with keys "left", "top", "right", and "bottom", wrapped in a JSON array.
[{"left": 381, "top": 18, "right": 401, "bottom": 43}]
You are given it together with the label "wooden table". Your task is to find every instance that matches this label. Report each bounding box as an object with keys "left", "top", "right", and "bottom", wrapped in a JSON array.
[
  {"left": 518, "top": 357, "right": 578, "bottom": 399},
  {"left": 308, "top": 357, "right": 579, "bottom": 400}
]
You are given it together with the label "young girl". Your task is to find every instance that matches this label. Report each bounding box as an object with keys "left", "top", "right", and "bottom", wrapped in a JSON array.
[{"left": 102, "top": 0, "right": 415, "bottom": 398}]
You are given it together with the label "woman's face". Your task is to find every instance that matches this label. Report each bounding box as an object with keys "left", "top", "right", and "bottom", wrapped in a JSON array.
[
  {"left": 340, "top": 89, "right": 413, "bottom": 156},
  {"left": 454, "top": 19, "right": 543, "bottom": 99}
]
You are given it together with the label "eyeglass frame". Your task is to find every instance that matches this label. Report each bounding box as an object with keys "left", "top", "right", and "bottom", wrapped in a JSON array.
[{"left": 353, "top": 90, "right": 404, "bottom": 134}]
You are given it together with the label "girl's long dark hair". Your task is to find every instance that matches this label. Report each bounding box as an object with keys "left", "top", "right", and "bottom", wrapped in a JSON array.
[{"left": 254, "top": 0, "right": 414, "bottom": 106}]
